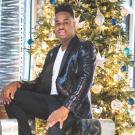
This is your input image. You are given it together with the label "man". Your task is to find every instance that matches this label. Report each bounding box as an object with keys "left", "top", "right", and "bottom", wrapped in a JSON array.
[{"left": 2, "top": 3, "right": 96, "bottom": 135}]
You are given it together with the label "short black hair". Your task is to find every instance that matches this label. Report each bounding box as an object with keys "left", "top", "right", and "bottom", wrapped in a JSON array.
[{"left": 55, "top": 3, "right": 74, "bottom": 18}]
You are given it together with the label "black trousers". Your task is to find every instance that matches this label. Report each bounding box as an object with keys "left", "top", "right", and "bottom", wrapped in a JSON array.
[{"left": 5, "top": 90, "right": 76, "bottom": 135}]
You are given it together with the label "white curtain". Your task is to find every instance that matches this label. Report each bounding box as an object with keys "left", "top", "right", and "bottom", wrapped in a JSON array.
[
  {"left": 0, "top": 0, "right": 21, "bottom": 90},
  {"left": 0, "top": 0, "right": 2, "bottom": 46}
]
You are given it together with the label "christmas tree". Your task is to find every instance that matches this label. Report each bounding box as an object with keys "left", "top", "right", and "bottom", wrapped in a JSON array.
[{"left": 31, "top": 0, "right": 135, "bottom": 134}]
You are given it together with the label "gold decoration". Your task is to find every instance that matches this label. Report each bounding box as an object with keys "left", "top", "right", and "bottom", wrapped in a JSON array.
[
  {"left": 75, "top": 16, "right": 86, "bottom": 29},
  {"left": 113, "top": 74, "right": 121, "bottom": 81},
  {"left": 33, "top": 1, "right": 134, "bottom": 134},
  {"left": 57, "top": 0, "right": 65, "bottom": 4},
  {"left": 44, "top": 0, "right": 50, "bottom": 4},
  {"left": 95, "top": 8, "right": 105, "bottom": 26},
  {"left": 96, "top": 51, "right": 106, "bottom": 68},
  {"left": 35, "top": 118, "right": 48, "bottom": 135},
  {"left": 111, "top": 99, "right": 122, "bottom": 110},
  {"left": 120, "top": 7, "right": 129, "bottom": 16},
  {"left": 48, "top": 31, "right": 56, "bottom": 40},
  {"left": 121, "top": 127, "right": 135, "bottom": 135},
  {"left": 50, "top": 15, "right": 55, "bottom": 26},
  {"left": 92, "top": 84, "right": 102, "bottom": 94}
]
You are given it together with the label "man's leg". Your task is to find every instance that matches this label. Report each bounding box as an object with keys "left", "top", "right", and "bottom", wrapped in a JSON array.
[
  {"left": 5, "top": 90, "right": 62, "bottom": 135},
  {"left": 5, "top": 100, "right": 33, "bottom": 135}
]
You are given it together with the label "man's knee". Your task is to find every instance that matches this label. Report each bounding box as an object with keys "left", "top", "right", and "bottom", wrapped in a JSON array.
[
  {"left": 13, "top": 90, "right": 32, "bottom": 105},
  {"left": 47, "top": 123, "right": 65, "bottom": 135}
]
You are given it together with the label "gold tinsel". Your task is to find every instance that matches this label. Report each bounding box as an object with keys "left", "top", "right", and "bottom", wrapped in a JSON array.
[{"left": 32, "top": 0, "right": 135, "bottom": 134}]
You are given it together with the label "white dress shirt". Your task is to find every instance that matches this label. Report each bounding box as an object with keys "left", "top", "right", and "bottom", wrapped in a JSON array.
[{"left": 50, "top": 47, "right": 66, "bottom": 95}]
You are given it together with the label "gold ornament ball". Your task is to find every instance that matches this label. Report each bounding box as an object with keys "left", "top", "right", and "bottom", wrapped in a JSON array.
[
  {"left": 111, "top": 99, "right": 122, "bottom": 110},
  {"left": 92, "top": 84, "right": 102, "bottom": 94},
  {"left": 102, "top": 6, "right": 107, "bottom": 12},
  {"left": 57, "top": 0, "right": 64, "bottom": 4},
  {"left": 104, "top": 12, "right": 110, "bottom": 18}
]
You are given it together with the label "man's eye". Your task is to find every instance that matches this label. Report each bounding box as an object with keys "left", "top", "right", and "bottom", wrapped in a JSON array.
[
  {"left": 55, "top": 21, "right": 70, "bottom": 27},
  {"left": 55, "top": 23, "right": 60, "bottom": 26},
  {"left": 64, "top": 22, "right": 69, "bottom": 25}
]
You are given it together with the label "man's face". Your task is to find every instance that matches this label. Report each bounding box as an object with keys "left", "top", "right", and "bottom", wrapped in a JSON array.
[{"left": 54, "top": 11, "right": 75, "bottom": 42}]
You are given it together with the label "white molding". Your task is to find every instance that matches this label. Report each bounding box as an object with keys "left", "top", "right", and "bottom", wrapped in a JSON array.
[
  {"left": 22, "top": 0, "right": 43, "bottom": 80},
  {"left": 128, "top": 0, "right": 135, "bottom": 87},
  {"left": 19, "top": 0, "right": 25, "bottom": 80},
  {"left": 22, "top": 0, "right": 34, "bottom": 81}
]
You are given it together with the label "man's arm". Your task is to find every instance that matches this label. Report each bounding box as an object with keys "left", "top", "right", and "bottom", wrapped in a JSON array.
[
  {"left": 1, "top": 51, "right": 51, "bottom": 104},
  {"left": 63, "top": 41, "right": 96, "bottom": 114}
]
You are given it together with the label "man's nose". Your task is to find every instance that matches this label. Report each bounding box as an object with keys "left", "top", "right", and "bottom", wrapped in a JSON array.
[
  {"left": 59, "top": 23, "right": 64, "bottom": 29},
  {"left": 59, "top": 23, "right": 65, "bottom": 29}
]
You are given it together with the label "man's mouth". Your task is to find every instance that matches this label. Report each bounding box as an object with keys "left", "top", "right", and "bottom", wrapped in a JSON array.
[{"left": 58, "top": 30, "right": 66, "bottom": 36}]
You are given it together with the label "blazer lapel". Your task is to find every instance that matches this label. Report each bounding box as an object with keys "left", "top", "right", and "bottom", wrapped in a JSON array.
[
  {"left": 58, "top": 35, "right": 80, "bottom": 75},
  {"left": 47, "top": 46, "right": 60, "bottom": 77},
  {"left": 50, "top": 46, "right": 60, "bottom": 64}
]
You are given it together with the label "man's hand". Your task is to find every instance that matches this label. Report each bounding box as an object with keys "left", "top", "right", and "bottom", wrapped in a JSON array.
[
  {"left": 47, "top": 106, "right": 70, "bottom": 129},
  {"left": 1, "top": 81, "right": 21, "bottom": 104}
]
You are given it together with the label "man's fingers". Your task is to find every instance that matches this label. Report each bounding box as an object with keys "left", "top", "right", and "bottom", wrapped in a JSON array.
[
  {"left": 10, "top": 92, "right": 15, "bottom": 99},
  {"left": 47, "top": 114, "right": 55, "bottom": 127},
  {"left": 47, "top": 112, "right": 60, "bottom": 128},
  {"left": 47, "top": 119, "right": 56, "bottom": 127},
  {"left": 3, "top": 98, "right": 9, "bottom": 104},
  {"left": 60, "top": 120, "right": 63, "bottom": 129},
  {"left": 5, "top": 96, "right": 11, "bottom": 104},
  {"left": 2, "top": 91, "right": 7, "bottom": 103},
  {"left": 3, "top": 98, "right": 6, "bottom": 104},
  {"left": 51, "top": 121, "right": 56, "bottom": 127},
  {"left": 5, "top": 92, "right": 11, "bottom": 101},
  {"left": 47, "top": 115, "right": 52, "bottom": 124},
  {"left": 2, "top": 90, "right": 12, "bottom": 104}
]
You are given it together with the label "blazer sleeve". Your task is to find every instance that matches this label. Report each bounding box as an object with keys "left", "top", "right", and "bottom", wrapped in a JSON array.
[
  {"left": 63, "top": 41, "right": 96, "bottom": 114},
  {"left": 20, "top": 51, "right": 51, "bottom": 91}
]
